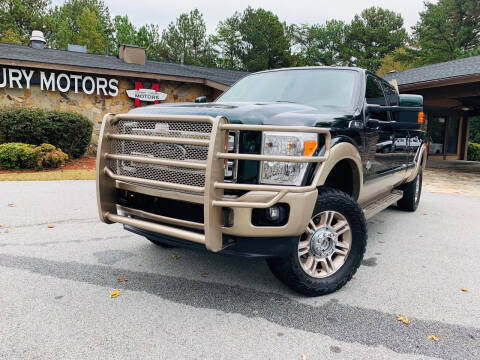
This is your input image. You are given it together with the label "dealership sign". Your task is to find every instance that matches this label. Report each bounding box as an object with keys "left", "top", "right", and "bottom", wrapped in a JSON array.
[
  {"left": 0, "top": 67, "right": 119, "bottom": 96},
  {"left": 127, "top": 82, "right": 167, "bottom": 107},
  {"left": 126, "top": 88, "right": 167, "bottom": 102}
]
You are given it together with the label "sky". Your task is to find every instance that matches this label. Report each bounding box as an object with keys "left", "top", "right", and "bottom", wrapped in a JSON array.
[{"left": 50, "top": 0, "right": 428, "bottom": 33}]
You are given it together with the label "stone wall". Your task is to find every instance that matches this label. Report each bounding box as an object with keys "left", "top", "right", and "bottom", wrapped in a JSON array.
[{"left": 0, "top": 76, "right": 215, "bottom": 154}]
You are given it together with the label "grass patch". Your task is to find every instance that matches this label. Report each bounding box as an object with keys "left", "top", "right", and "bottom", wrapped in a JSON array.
[{"left": 0, "top": 169, "right": 95, "bottom": 181}]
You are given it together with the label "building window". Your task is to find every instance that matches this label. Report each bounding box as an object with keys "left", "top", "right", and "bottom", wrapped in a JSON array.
[{"left": 428, "top": 116, "right": 460, "bottom": 156}]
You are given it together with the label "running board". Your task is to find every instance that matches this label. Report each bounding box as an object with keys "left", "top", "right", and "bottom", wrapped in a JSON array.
[{"left": 362, "top": 190, "right": 403, "bottom": 220}]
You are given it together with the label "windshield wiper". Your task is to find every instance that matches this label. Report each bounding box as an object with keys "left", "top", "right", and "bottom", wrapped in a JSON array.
[{"left": 275, "top": 100, "right": 298, "bottom": 104}]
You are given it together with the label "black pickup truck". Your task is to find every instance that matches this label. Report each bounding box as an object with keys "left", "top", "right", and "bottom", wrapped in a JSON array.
[{"left": 96, "top": 67, "right": 426, "bottom": 296}]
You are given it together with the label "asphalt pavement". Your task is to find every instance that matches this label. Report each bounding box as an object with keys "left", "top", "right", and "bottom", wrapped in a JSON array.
[{"left": 0, "top": 181, "right": 479, "bottom": 360}]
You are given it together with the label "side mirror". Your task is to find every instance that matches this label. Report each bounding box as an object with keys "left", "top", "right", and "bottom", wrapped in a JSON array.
[{"left": 195, "top": 96, "right": 207, "bottom": 103}]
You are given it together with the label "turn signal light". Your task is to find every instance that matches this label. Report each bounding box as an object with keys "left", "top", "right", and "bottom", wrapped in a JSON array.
[
  {"left": 304, "top": 140, "right": 317, "bottom": 156},
  {"left": 418, "top": 112, "right": 424, "bottom": 124}
]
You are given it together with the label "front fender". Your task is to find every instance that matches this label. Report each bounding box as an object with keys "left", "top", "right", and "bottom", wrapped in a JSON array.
[{"left": 315, "top": 141, "right": 363, "bottom": 200}]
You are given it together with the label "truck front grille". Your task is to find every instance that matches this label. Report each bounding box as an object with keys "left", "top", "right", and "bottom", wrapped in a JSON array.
[{"left": 108, "top": 119, "right": 212, "bottom": 189}]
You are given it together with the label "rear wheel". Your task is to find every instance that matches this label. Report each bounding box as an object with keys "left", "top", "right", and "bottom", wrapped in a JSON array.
[
  {"left": 267, "top": 187, "right": 367, "bottom": 296},
  {"left": 397, "top": 170, "right": 422, "bottom": 212}
]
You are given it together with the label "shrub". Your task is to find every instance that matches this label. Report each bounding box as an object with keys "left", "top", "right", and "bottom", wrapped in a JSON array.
[
  {"left": 34, "top": 143, "right": 69, "bottom": 168},
  {"left": 0, "top": 142, "right": 68, "bottom": 170},
  {"left": 0, "top": 143, "right": 38, "bottom": 169},
  {"left": 0, "top": 108, "right": 93, "bottom": 158},
  {"left": 467, "top": 142, "right": 480, "bottom": 161}
]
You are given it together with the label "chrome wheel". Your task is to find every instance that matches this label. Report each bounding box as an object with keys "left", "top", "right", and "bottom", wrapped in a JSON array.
[{"left": 298, "top": 211, "right": 352, "bottom": 278}]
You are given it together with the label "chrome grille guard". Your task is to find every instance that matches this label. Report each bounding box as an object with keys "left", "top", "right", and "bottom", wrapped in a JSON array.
[{"left": 96, "top": 113, "right": 331, "bottom": 252}]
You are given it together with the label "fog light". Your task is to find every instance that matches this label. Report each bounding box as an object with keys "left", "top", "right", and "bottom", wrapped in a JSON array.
[{"left": 267, "top": 206, "right": 280, "bottom": 221}]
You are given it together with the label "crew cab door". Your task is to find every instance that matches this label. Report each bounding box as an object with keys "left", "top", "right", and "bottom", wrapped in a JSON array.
[{"left": 363, "top": 75, "right": 405, "bottom": 180}]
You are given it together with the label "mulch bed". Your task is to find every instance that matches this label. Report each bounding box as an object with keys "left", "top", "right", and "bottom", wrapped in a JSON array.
[{"left": 0, "top": 156, "right": 96, "bottom": 174}]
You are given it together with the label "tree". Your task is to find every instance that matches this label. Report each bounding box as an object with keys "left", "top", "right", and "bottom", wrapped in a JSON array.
[
  {"left": 112, "top": 15, "right": 137, "bottom": 49},
  {"left": 412, "top": 0, "right": 480, "bottom": 65},
  {"left": 211, "top": 13, "right": 243, "bottom": 69},
  {"left": 49, "top": 0, "right": 113, "bottom": 54},
  {"left": 162, "top": 9, "right": 212, "bottom": 66},
  {"left": 76, "top": 8, "right": 105, "bottom": 54},
  {"left": 376, "top": 48, "right": 415, "bottom": 75},
  {"left": 136, "top": 24, "right": 167, "bottom": 61},
  {"left": 0, "top": 0, "right": 52, "bottom": 45},
  {"left": 237, "top": 7, "right": 291, "bottom": 72},
  {"left": 292, "top": 20, "right": 351, "bottom": 67},
  {"left": 348, "top": 7, "right": 408, "bottom": 72}
]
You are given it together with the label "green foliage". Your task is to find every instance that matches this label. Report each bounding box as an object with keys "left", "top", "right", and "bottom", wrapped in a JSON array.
[
  {"left": 347, "top": 7, "right": 409, "bottom": 72},
  {"left": 412, "top": 0, "right": 480, "bottom": 65},
  {"left": 469, "top": 116, "right": 480, "bottom": 143},
  {"left": 112, "top": 15, "right": 167, "bottom": 61},
  {"left": 0, "top": 0, "right": 53, "bottom": 45},
  {"left": 377, "top": 47, "right": 416, "bottom": 75},
  {"left": 162, "top": 9, "right": 213, "bottom": 66},
  {"left": 467, "top": 142, "right": 480, "bottom": 161},
  {"left": 49, "top": 0, "right": 113, "bottom": 54},
  {"left": 237, "top": 7, "right": 291, "bottom": 72},
  {"left": 0, "top": 108, "right": 92, "bottom": 158},
  {"left": 210, "top": 14, "right": 243, "bottom": 69},
  {"left": 0, "top": 142, "right": 68, "bottom": 169},
  {"left": 0, "top": 143, "right": 38, "bottom": 169},
  {"left": 291, "top": 20, "right": 350, "bottom": 67}
]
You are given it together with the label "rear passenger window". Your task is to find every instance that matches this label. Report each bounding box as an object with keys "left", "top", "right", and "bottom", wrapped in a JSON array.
[
  {"left": 366, "top": 76, "right": 388, "bottom": 120},
  {"left": 383, "top": 83, "right": 398, "bottom": 106}
]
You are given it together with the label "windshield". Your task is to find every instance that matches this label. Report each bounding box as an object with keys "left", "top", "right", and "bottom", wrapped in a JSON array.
[{"left": 217, "top": 69, "right": 358, "bottom": 109}]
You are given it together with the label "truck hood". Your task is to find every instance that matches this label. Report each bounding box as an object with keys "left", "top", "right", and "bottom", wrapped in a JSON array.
[{"left": 128, "top": 102, "right": 356, "bottom": 127}]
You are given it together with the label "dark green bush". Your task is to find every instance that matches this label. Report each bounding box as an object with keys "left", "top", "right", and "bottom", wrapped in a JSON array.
[
  {"left": 467, "top": 142, "right": 480, "bottom": 161},
  {"left": 0, "top": 143, "right": 38, "bottom": 169},
  {"left": 0, "top": 108, "right": 93, "bottom": 158},
  {"left": 0, "top": 142, "right": 68, "bottom": 170}
]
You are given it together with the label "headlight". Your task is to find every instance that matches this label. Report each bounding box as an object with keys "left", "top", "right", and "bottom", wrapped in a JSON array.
[{"left": 260, "top": 132, "right": 317, "bottom": 185}]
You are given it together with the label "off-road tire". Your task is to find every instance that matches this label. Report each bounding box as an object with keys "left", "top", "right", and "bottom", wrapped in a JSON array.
[
  {"left": 146, "top": 237, "right": 176, "bottom": 248},
  {"left": 266, "top": 187, "right": 367, "bottom": 296},
  {"left": 397, "top": 170, "right": 422, "bottom": 212}
]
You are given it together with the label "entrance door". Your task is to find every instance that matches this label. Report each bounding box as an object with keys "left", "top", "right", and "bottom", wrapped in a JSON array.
[{"left": 428, "top": 116, "right": 460, "bottom": 159}]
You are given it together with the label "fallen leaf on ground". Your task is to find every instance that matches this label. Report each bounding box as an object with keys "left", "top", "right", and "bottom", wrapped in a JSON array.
[
  {"left": 47, "top": 224, "right": 55, "bottom": 229},
  {"left": 171, "top": 254, "right": 181, "bottom": 260},
  {"left": 117, "top": 277, "right": 128, "bottom": 282},
  {"left": 461, "top": 288, "right": 469, "bottom": 292},
  {"left": 428, "top": 335, "right": 439, "bottom": 342},
  {"left": 7, "top": 204, "right": 15, "bottom": 207},
  {"left": 110, "top": 289, "right": 119, "bottom": 298},
  {"left": 396, "top": 315, "right": 411, "bottom": 325},
  {"left": 201, "top": 272, "right": 208, "bottom": 277}
]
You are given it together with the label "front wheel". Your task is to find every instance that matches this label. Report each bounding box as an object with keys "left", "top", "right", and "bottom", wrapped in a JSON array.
[{"left": 267, "top": 187, "right": 367, "bottom": 296}]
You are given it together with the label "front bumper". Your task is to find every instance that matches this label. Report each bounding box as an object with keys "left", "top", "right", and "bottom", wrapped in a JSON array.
[{"left": 96, "top": 113, "right": 330, "bottom": 253}]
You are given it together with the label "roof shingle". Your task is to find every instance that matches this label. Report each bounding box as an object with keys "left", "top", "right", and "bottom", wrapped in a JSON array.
[
  {"left": 0, "top": 43, "right": 249, "bottom": 86},
  {"left": 382, "top": 55, "right": 480, "bottom": 86}
]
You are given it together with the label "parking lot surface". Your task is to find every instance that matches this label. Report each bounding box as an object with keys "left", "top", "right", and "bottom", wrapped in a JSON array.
[{"left": 1, "top": 181, "right": 479, "bottom": 359}]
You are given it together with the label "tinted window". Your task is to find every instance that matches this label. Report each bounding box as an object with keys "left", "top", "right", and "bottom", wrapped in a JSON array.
[
  {"left": 382, "top": 82, "right": 398, "bottom": 106},
  {"left": 366, "top": 76, "right": 386, "bottom": 105},
  {"left": 217, "top": 69, "right": 358, "bottom": 110},
  {"left": 365, "top": 76, "right": 388, "bottom": 120}
]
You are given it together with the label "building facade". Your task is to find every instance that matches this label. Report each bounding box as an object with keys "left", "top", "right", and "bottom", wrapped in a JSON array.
[
  {"left": 383, "top": 56, "right": 480, "bottom": 161},
  {"left": 0, "top": 42, "right": 247, "bottom": 153}
]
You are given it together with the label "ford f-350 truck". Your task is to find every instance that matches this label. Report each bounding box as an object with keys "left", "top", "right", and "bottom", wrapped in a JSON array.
[{"left": 96, "top": 67, "right": 426, "bottom": 296}]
